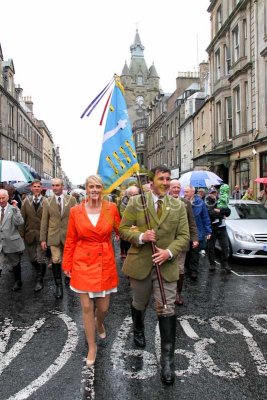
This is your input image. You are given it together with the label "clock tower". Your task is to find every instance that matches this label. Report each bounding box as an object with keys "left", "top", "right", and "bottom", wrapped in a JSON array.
[{"left": 120, "top": 30, "right": 160, "bottom": 169}]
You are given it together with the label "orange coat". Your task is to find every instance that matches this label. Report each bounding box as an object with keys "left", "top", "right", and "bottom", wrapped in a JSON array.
[{"left": 62, "top": 200, "right": 120, "bottom": 292}]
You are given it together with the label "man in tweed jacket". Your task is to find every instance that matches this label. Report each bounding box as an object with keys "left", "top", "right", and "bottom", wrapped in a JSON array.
[{"left": 119, "top": 165, "right": 189, "bottom": 385}]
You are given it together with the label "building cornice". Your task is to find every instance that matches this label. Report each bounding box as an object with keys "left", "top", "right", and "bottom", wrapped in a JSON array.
[{"left": 228, "top": 61, "right": 252, "bottom": 83}]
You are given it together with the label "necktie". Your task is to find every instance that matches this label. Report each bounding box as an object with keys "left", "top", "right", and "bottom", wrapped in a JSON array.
[
  {"left": 157, "top": 199, "right": 163, "bottom": 220},
  {"left": 33, "top": 196, "right": 39, "bottom": 211},
  {"left": 1, "top": 207, "right": 5, "bottom": 223},
  {"left": 58, "top": 197, "right": 61, "bottom": 214}
]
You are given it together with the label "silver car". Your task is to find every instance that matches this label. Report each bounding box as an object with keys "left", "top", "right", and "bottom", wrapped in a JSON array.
[{"left": 223, "top": 200, "right": 267, "bottom": 258}]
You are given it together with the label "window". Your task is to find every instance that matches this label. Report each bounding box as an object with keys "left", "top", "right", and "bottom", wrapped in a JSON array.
[
  {"left": 235, "top": 160, "right": 249, "bottom": 191},
  {"left": 216, "top": 5, "right": 222, "bottom": 31},
  {"left": 216, "top": 101, "right": 223, "bottom": 143},
  {"left": 171, "top": 121, "right": 173, "bottom": 138},
  {"left": 243, "top": 19, "right": 247, "bottom": 57},
  {"left": 244, "top": 81, "right": 250, "bottom": 131},
  {"left": 166, "top": 124, "right": 169, "bottom": 140},
  {"left": 215, "top": 49, "right": 221, "bottom": 80},
  {"left": 234, "top": 85, "right": 241, "bottom": 135},
  {"left": 8, "top": 104, "right": 14, "bottom": 127},
  {"left": 225, "top": 97, "right": 232, "bottom": 139},
  {"left": 224, "top": 45, "right": 231, "bottom": 75},
  {"left": 201, "top": 111, "right": 205, "bottom": 130},
  {"left": 137, "top": 76, "right": 143, "bottom": 85},
  {"left": 233, "top": 25, "right": 240, "bottom": 62}
]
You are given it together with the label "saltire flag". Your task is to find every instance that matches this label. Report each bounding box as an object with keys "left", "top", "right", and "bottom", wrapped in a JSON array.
[{"left": 97, "top": 78, "right": 140, "bottom": 193}]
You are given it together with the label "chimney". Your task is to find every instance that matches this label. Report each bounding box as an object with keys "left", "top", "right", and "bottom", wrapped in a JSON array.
[
  {"left": 199, "top": 61, "right": 209, "bottom": 91},
  {"left": 15, "top": 84, "right": 23, "bottom": 101},
  {"left": 24, "top": 96, "right": 33, "bottom": 112}
]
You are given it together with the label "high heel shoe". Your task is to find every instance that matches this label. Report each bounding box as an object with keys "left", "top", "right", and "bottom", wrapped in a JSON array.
[
  {"left": 86, "top": 346, "right": 97, "bottom": 367},
  {"left": 95, "top": 317, "right": 106, "bottom": 339}
]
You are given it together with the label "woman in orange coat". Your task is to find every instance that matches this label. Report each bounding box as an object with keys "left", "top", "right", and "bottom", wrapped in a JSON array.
[{"left": 62, "top": 174, "right": 120, "bottom": 367}]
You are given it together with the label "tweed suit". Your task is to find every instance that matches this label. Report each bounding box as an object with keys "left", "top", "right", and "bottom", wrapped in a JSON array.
[
  {"left": 40, "top": 195, "right": 76, "bottom": 246},
  {"left": 119, "top": 191, "right": 190, "bottom": 282},
  {"left": 20, "top": 196, "right": 47, "bottom": 263}
]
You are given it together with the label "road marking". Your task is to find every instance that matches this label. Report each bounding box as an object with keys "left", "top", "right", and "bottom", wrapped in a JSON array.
[
  {"left": 5, "top": 311, "right": 78, "bottom": 400},
  {"left": 231, "top": 270, "right": 267, "bottom": 277},
  {"left": 81, "top": 362, "right": 95, "bottom": 400},
  {"left": 0, "top": 318, "right": 46, "bottom": 375}
]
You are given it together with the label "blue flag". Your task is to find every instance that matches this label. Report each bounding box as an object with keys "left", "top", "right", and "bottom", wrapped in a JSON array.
[{"left": 98, "top": 81, "right": 140, "bottom": 193}]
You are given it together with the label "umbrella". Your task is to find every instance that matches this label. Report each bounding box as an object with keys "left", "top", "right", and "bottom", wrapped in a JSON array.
[
  {"left": 179, "top": 170, "right": 223, "bottom": 188},
  {"left": 0, "top": 160, "right": 34, "bottom": 183},
  {"left": 254, "top": 177, "right": 267, "bottom": 184},
  {"left": 19, "top": 162, "right": 41, "bottom": 180},
  {"left": 13, "top": 182, "right": 32, "bottom": 194}
]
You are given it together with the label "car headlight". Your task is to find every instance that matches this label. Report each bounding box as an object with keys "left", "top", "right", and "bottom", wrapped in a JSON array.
[{"left": 234, "top": 232, "right": 254, "bottom": 242}]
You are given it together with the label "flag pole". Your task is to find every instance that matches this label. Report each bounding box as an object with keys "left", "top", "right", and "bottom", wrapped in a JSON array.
[{"left": 135, "top": 171, "right": 167, "bottom": 309}]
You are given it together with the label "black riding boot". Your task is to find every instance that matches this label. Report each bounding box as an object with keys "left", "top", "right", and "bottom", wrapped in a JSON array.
[
  {"left": 158, "top": 315, "right": 176, "bottom": 385},
  {"left": 131, "top": 305, "right": 146, "bottom": 347},
  {"left": 52, "top": 263, "right": 63, "bottom": 299},
  {"left": 32, "top": 261, "right": 44, "bottom": 292},
  {"left": 41, "top": 263, "right": 47, "bottom": 277},
  {"left": 12, "top": 263, "right": 22, "bottom": 291}
]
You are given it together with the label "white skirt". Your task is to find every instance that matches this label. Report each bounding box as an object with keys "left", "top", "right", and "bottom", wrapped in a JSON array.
[{"left": 70, "top": 286, "right": 117, "bottom": 298}]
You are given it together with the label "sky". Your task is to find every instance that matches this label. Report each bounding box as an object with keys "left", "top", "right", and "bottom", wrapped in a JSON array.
[{"left": 0, "top": 0, "right": 210, "bottom": 185}]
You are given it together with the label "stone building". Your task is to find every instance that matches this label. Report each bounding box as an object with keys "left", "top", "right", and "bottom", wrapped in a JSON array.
[
  {"left": 206, "top": 0, "right": 267, "bottom": 192},
  {"left": 0, "top": 49, "right": 44, "bottom": 176},
  {"left": 37, "top": 120, "right": 54, "bottom": 179},
  {"left": 120, "top": 30, "right": 160, "bottom": 169}
]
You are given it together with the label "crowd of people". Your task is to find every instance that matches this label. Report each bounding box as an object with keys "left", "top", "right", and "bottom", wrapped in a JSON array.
[{"left": 1, "top": 169, "right": 267, "bottom": 386}]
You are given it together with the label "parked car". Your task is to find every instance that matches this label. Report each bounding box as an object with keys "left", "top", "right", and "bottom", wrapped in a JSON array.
[{"left": 217, "top": 200, "right": 267, "bottom": 259}]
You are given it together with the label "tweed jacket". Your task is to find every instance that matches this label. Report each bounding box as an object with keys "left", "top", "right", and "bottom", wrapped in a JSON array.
[
  {"left": 19, "top": 196, "right": 47, "bottom": 244},
  {"left": 119, "top": 192, "right": 190, "bottom": 282},
  {"left": 180, "top": 198, "right": 198, "bottom": 246},
  {"left": 0, "top": 204, "right": 25, "bottom": 253},
  {"left": 40, "top": 195, "right": 76, "bottom": 246}
]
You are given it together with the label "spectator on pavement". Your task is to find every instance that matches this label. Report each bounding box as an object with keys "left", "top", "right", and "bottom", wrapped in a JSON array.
[
  {"left": 242, "top": 188, "right": 255, "bottom": 201},
  {"left": 62, "top": 174, "right": 120, "bottom": 368},
  {"left": 119, "top": 165, "right": 189, "bottom": 385},
  {"left": 40, "top": 178, "right": 76, "bottom": 299},
  {"left": 0, "top": 189, "right": 25, "bottom": 291},
  {"left": 258, "top": 184, "right": 267, "bottom": 208},
  {"left": 19, "top": 180, "right": 47, "bottom": 292},
  {"left": 232, "top": 185, "right": 242, "bottom": 200},
  {"left": 184, "top": 185, "right": 212, "bottom": 280},
  {"left": 169, "top": 179, "right": 198, "bottom": 305},
  {"left": 205, "top": 189, "right": 231, "bottom": 273}
]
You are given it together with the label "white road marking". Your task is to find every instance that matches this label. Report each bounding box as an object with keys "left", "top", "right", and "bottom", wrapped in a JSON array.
[
  {"left": 6, "top": 312, "right": 78, "bottom": 400},
  {"left": 231, "top": 270, "right": 267, "bottom": 277},
  {"left": 210, "top": 316, "right": 267, "bottom": 376},
  {"left": 0, "top": 318, "right": 46, "bottom": 375},
  {"left": 248, "top": 314, "right": 267, "bottom": 334},
  {"left": 81, "top": 362, "right": 95, "bottom": 400},
  {"left": 111, "top": 316, "right": 157, "bottom": 379}
]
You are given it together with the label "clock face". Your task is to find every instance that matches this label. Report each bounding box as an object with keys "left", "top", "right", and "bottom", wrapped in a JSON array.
[{"left": 136, "top": 95, "right": 144, "bottom": 106}]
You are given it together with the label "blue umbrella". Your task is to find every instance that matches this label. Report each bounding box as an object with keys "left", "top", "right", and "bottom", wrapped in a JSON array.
[
  {"left": 19, "top": 162, "right": 41, "bottom": 180},
  {"left": 179, "top": 170, "right": 223, "bottom": 188}
]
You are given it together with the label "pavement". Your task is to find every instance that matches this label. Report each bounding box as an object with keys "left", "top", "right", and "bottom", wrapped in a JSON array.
[{"left": 0, "top": 246, "right": 266, "bottom": 400}]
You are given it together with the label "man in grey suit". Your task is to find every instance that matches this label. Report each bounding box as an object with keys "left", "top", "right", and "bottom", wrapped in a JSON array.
[
  {"left": 0, "top": 189, "right": 25, "bottom": 291},
  {"left": 40, "top": 178, "right": 76, "bottom": 299},
  {"left": 20, "top": 180, "right": 47, "bottom": 292}
]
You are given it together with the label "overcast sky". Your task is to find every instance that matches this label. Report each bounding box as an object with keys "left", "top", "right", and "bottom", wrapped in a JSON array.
[{"left": 0, "top": 0, "right": 210, "bottom": 184}]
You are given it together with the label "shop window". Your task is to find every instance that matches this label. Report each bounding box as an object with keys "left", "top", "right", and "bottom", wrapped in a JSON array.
[{"left": 236, "top": 160, "right": 249, "bottom": 191}]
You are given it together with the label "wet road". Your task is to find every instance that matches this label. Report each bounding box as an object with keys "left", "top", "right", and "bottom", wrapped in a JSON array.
[{"left": 0, "top": 246, "right": 266, "bottom": 400}]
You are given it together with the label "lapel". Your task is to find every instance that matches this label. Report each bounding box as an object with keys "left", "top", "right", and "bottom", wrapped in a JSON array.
[{"left": 1, "top": 203, "right": 12, "bottom": 226}]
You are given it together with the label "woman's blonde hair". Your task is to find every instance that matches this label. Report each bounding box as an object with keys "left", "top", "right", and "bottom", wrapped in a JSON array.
[{"left": 85, "top": 174, "right": 104, "bottom": 188}]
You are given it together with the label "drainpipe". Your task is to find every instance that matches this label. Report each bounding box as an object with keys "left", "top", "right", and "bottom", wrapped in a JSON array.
[{"left": 253, "top": 0, "right": 259, "bottom": 193}]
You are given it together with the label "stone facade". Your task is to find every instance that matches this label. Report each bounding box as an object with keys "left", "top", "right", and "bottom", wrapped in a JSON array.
[{"left": 206, "top": 0, "right": 267, "bottom": 193}]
